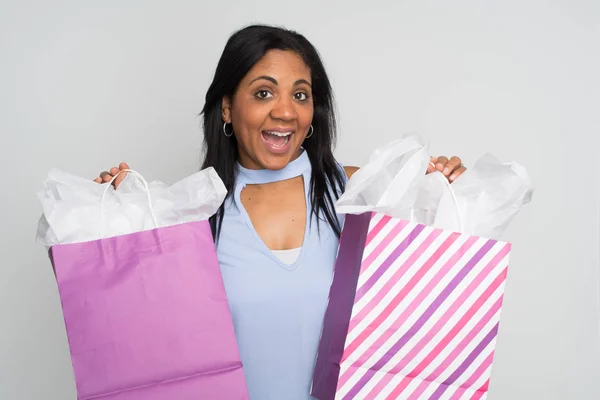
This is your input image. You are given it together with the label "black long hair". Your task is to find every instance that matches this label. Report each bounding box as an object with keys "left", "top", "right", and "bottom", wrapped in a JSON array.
[{"left": 201, "top": 24, "right": 346, "bottom": 241}]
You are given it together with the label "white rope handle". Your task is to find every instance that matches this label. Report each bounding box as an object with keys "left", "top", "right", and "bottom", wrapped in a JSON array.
[
  {"left": 99, "top": 169, "right": 158, "bottom": 238},
  {"left": 429, "top": 162, "right": 464, "bottom": 232}
]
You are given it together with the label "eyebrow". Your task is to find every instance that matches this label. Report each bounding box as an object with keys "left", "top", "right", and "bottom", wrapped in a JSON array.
[{"left": 248, "top": 75, "right": 312, "bottom": 87}]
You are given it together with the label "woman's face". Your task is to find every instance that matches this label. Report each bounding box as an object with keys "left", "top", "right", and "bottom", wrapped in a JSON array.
[{"left": 222, "top": 50, "right": 314, "bottom": 170}]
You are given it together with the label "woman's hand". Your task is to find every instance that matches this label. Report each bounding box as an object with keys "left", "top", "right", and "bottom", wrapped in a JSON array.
[
  {"left": 93, "top": 162, "right": 130, "bottom": 188},
  {"left": 427, "top": 156, "right": 466, "bottom": 183}
]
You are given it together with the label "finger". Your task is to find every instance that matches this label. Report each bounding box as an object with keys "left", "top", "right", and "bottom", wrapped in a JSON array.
[
  {"left": 427, "top": 162, "right": 436, "bottom": 174},
  {"left": 114, "top": 163, "right": 130, "bottom": 188},
  {"left": 93, "top": 177, "right": 103, "bottom": 183},
  {"left": 435, "top": 156, "right": 448, "bottom": 172},
  {"left": 99, "top": 171, "right": 112, "bottom": 183},
  {"left": 427, "top": 157, "right": 438, "bottom": 174},
  {"left": 109, "top": 167, "right": 120, "bottom": 176},
  {"left": 443, "top": 156, "right": 462, "bottom": 176},
  {"left": 449, "top": 166, "right": 467, "bottom": 182},
  {"left": 114, "top": 172, "right": 128, "bottom": 188}
]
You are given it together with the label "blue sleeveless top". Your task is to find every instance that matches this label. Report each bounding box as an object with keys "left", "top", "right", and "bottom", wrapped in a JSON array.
[{"left": 216, "top": 150, "right": 345, "bottom": 399}]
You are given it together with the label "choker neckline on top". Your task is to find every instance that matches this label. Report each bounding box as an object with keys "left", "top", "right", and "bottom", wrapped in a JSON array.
[{"left": 235, "top": 149, "right": 311, "bottom": 185}]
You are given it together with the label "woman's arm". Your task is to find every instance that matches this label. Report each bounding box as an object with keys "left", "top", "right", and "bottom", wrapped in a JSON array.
[{"left": 344, "top": 166, "right": 360, "bottom": 179}]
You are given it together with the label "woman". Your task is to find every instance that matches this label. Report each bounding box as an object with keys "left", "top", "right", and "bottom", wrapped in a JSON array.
[{"left": 95, "top": 25, "right": 465, "bottom": 399}]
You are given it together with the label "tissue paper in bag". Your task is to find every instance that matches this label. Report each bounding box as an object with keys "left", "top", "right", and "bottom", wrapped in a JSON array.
[
  {"left": 334, "top": 133, "right": 431, "bottom": 220},
  {"left": 37, "top": 168, "right": 249, "bottom": 399},
  {"left": 335, "top": 134, "right": 533, "bottom": 238},
  {"left": 312, "top": 134, "right": 533, "bottom": 400},
  {"left": 37, "top": 167, "right": 227, "bottom": 247},
  {"left": 434, "top": 153, "right": 534, "bottom": 239}
]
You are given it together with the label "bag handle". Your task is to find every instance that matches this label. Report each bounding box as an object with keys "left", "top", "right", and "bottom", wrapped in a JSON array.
[
  {"left": 99, "top": 169, "right": 158, "bottom": 238},
  {"left": 428, "top": 162, "right": 464, "bottom": 232}
]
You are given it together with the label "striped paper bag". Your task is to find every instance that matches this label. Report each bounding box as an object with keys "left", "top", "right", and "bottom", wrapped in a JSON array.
[{"left": 311, "top": 212, "right": 511, "bottom": 400}]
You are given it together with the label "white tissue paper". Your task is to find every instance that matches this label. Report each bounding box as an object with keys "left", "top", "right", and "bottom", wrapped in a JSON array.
[
  {"left": 36, "top": 167, "right": 227, "bottom": 247},
  {"left": 335, "top": 134, "right": 430, "bottom": 219},
  {"left": 336, "top": 133, "right": 534, "bottom": 239}
]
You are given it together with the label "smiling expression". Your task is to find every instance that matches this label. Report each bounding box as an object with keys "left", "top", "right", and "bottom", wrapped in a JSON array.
[{"left": 221, "top": 50, "right": 314, "bottom": 170}]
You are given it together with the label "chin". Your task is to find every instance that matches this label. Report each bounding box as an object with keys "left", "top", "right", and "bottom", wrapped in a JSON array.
[
  {"left": 257, "top": 148, "right": 302, "bottom": 170},
  {"left": 258, "top": 154, "right": 294, "bottom": 170}
]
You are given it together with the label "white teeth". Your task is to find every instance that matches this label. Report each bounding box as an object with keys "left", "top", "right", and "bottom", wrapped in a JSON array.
[{"left": 265, "top": 131, "right": 293, "bottom": 137}]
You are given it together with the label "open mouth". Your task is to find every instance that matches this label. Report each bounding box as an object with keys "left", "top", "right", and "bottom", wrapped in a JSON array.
[{"left": 261, "top": 130, "right": 294, "bottom": 153}]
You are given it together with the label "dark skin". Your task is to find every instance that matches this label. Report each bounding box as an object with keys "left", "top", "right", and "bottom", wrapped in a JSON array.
[{"left": 95, "top": 50, "right": 466, "bottom": 250}]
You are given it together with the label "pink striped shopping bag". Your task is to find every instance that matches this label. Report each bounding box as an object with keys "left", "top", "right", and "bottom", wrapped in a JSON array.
[{"left": 311, "top": 212, "right": 510, "bottom": 400}]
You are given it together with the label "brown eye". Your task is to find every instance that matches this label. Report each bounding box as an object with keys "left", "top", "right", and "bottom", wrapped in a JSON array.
[
  {"left": 294, "top": 92, "right": 309, "bottom": 101},
  {"left": 255, "top": 90, "right": 273, "bottom": 99}
]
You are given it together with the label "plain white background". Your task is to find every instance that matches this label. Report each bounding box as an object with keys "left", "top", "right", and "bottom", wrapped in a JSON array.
[{"left": 1, "top": 0, "right": 599, "bottom": 398}]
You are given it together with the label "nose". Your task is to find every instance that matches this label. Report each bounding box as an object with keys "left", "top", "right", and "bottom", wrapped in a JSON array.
[{"left": 270, "top": 96, "right": 298, "bottom": 121}]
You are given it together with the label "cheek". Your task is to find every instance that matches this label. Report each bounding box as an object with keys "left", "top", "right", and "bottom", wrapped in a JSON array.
[
  {"left": 299, "top": 105, "right": 314, "bottom": 127},
  {"left": 232, "top": 103, "right": 268, "bottom": 137}
]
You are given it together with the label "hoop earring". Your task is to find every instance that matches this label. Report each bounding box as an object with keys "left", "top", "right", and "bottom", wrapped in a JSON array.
[
  {"left": 223, "top": 122, "right": 233, "bottom": 137},
  {"left": 305, "top": 125, "right": 314, "bottom": 139}
]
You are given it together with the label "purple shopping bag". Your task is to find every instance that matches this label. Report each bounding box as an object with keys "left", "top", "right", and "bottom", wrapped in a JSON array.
[{"left": 50, "top": 220, "right": 248, "bottom": 400}]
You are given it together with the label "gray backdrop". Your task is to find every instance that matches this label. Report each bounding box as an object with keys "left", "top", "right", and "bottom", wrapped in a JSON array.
[{"left": 1, "top": 0, "right": 599, "bottom": 399}]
